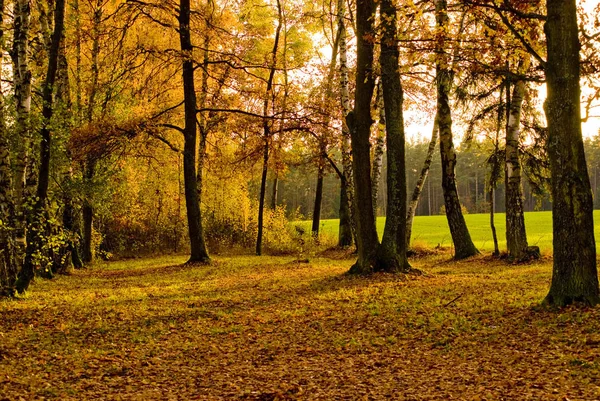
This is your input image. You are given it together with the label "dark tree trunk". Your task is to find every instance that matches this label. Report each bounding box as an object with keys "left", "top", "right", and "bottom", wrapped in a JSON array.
[
  {"left": 406, "top": 116, "right": 438, "bottom": 246},
  {"left": 63, "top": 191, "right": 83, "bottom": 269},
  {"left": 348, "top": 0, "right": 378, "bottom": 274},
  {"left": 543, "top": 0, "right": 599, "bottom": 306},
  {"left": 179, "top": 0, "right": 210, "bottom": 264},
  {"left": 435, "top": 0, "right": 478, "bottom": 260},
  {"left": 376, "top": 0, "right": 410, "bottom": 273},
  {"left": 16, "top": 0, "right": 66, "bottom": 293},
  {"left": 256, "top": 141, "right": 269, "bottom": 255},
  {"left": 338, "top": 177, "right": 353, "bottom": 247},
  {"left": 270, "top": 176, "right": 278, "bottom": 209},
  {"left": 490, "top": 186, "right": 499, "bottom": 256},
  {"left": 505, "top": 73, "right": 529, "bottom": 261},
  {"left": 81, "top": 160, "right": 95, "bottom": 264},
  {"left": 256, "top": 0, "right": 282, "bottom": 256},
  {"left": 0, "top": 0, "right": 18, "bottom": 294},
  {"left": 311, "top": 165, "right": 324, "bottom": 236}
]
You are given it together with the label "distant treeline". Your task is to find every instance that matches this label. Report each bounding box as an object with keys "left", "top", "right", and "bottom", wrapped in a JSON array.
[{"left": 267, "top": 137, "right": 600, "bottom": 220}]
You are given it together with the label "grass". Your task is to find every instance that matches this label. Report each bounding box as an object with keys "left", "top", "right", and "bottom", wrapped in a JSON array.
[
  {"left": 302, "top": 210, "right": 600, "bottom": 253},
  {"left": 2, "top": 253, "right": 600, "bottom": 399}
]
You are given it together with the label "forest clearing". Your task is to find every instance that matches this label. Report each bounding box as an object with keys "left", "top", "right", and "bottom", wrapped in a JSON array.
[
  {"left": 305, "top": 211, "right": 600, "bottom": 253},
  {"left": 2, "top": 253, "right": 600, "bottom": 400},
  {"left": 1, "top": 0, "right": 600, "bottom": 398}
]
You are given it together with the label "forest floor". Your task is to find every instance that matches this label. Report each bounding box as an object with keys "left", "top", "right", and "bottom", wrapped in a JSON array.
[{"left": 1, "top": 251, "right": 600, "bottom": 400}]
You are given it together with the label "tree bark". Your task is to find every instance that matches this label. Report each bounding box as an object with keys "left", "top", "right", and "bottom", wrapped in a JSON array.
[
  {"left": 311, "top": 165, "right": 324, "bottom": 236},
  {"left": 256, "top": 0, "right": 282, "bottom": 256},
  {"left": 0, "top": 0, "right": 18, "bottom": 293},
  {"left": 348, "top": 0, "right": 378, "bottom": 274},
  {"left": 490, "top": 185, "right": 499, "bottom": 256},
  {"left": 543, "top": 0, "right": 599, "bottom": 306},
  {"left": 179, "top": 0, "right": 210, "bottom": 264},
  {"left": 376, "top": 0, "right": 411, "bottom": 273},
  {"left": 270, "top": 176, "right": 278, "bottom": 209},
  {"left": 256, "top": 140, "right": 269, "bottom": 255},
  {"left": 11, "top": 0, "right": 32, "bottom": 241},
  {"left": 435, "top": 0, "right": 478, "bottom": 260},
  {"left": 406, "top": 116, "right": 438, "bottom": 247},
  {"left": 81, "top": 160, "right": 95, "bottom": 263},
  {"left": 371, "top": 81, "right": 385, "bottom": 218},
  {"left": 505, "top": 67, "right": 529, "bottom": 261},
  {"left": 17, "top": 0, "right": 66, "bottom": 293},
  {"left": 337, "top": 0, "right": 355, "bottom": 248}
]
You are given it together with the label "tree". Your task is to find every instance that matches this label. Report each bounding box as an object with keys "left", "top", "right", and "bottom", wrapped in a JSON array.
[
  {"left": 505, "top": 60, "right": 530, "bottom": 261},
  {"left": 16, "top": 0, "right": 67, "bottom": 293},
  {"left": 347, "top": 0, "right": 378, "bottom": 273},
  {"left": 179, "top": 0, "right": 210, "bottom": 263},
  {"left": 543, "top": 0, "right": 599, "bottom": 306},
  {"left": 336, "top": 0, "right": 355, "bottom": 248},
  {"left": 256, "top": 0, "right": 283, "bottom": 256},
  {"left": 435, "top": 0, "right": 478, "bottom": 260},
  {"left": 406, "top": 116, "right": 438, "bottom": 247},
  {"left": 11, "top": 0, "right": 33, "bottom": 240}
]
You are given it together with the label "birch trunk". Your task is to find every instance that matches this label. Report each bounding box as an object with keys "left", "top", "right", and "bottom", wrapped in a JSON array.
[
  {"left": 337, "top": 0, "right": 355, "bottom": 247},
  {"left": 11, "top": 0, "right": 32, "bottom": 238},
  {"left": 371, "top": 81, "right": 385, "bottom": 218},
  {"left": 406, "top": 116, "right": 438, "bottom": 246},
  {"left": 505, "top": 68, "right": 529, "bottom": 260},
  {"left": 17, "top": 0, "right": 66, "bottom": 293}
]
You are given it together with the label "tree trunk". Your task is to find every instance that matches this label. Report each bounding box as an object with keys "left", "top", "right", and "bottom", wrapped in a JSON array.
[
  {"left": 81, "top": 160, "right": 95, "bottom": 263},
  {"left": 435, "top": 0, "right": 478, "bottom": 260},
  {"left": 505, "top": 67, "right": 529, "bottom": 261},
  {"left": 311, "top": 165, "right": 324, "bottom": 236},
  {"left": 406, "top": 116, "right": 439, "bottom": 247},
  {"left": 0, "top": 0, "right": 18, "bottom": 293},
  {"left": 11, "top": 0, "right": 32, "bottom": 241},
  {"left": 543, "top": 0, "right": 599, "bottom": 306},
  {"left": 256, "top": 0, "right": 282, "bottom": 256},
  {"left": 17, "top": 0, "right": 66, "bottom": 293},
  {"left": 371, "top": 81, "right": 385, "bottom": 218},
  {"left": 490, "top": 186, "right": 499, "bottom": 256},
  {"left": 179, "top": 0, "right": 210, "bottom": 264},
  {"left": 338, "top": 177, "right": 353, "bottom": 246},
  {"left": 377, "top": 0, "right": 411, "bottom": 273},
  {"left": 256, "top": 141, "right": 269, "bottom": 255},
  {"left": 348, "top": 0, "right": 378, "bottom": 274},
  {"left": 270, "top": 176, "right": 278, "bottom": 209},
  {"left": 337, "top": 0, "right": 356, "bottom": 248}
]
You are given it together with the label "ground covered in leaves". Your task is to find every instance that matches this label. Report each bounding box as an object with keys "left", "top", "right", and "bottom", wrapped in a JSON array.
[{"left": 1, "top": 252, "right": 600, "bottom": 400}]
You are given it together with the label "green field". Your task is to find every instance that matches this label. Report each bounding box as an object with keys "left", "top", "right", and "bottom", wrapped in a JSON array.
[{"left": 306, "top": 210, "right": 600, "bottom": 254}]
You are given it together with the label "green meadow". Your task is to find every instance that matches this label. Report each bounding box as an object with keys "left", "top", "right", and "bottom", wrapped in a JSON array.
[{"left": 304, "top": 210, "right": 600, "bottom": 254}]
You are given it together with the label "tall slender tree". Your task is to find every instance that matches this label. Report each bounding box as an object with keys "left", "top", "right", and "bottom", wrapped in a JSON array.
[
  {"left": 256, "top": 0, "right": 283, "bottom": 256},
  {"left": 435, "top": 0, "right": 478, "bottom": 259},
  {"left": 179, "top": 0, "right": 210, "bottom": 263},
  {"left": 336, "top": 0, "right": 355, "bottom": 248},
  {"left": 17, "top": 0, "right": 66, "bottom": 293},
  {"left": 11, "top": 0, "right": 32, "bottom": 240},
  {"left": 348, "top": 0, "right": 378, "bottom": 273},
  {"left": 505, "top": 60, "right": 530, "bottom": 261}
]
